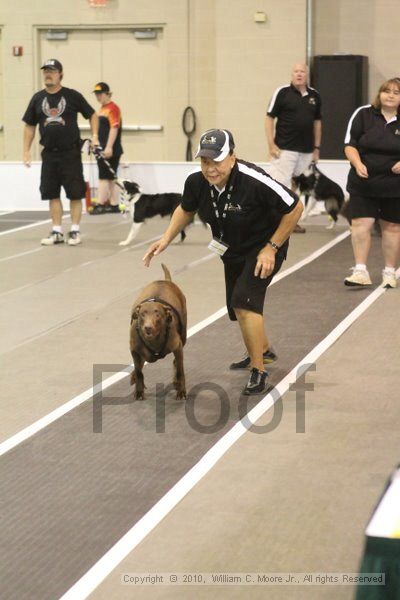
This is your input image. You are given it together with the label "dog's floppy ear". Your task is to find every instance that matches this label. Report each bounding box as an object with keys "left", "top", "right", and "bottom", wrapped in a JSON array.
[
  {"left": 123, "top": 180, "right": 140, "bottom": 195},
  {"left": 131, "top": 305, "right": 141, "bottom": 323},
  {"left": 165, "top": 308, "right": 173, "bottom": 323}
]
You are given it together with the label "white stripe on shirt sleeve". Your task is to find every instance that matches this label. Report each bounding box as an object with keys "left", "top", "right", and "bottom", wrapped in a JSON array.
[
  {"left": 344, "top": 104, "right": 371, "bottom": 144},
  {"left": 267, "top": 85, "right": 289, "bottom": 114},
  {"left": 238, "top": 162, "right": 295, "bottom": 207}
]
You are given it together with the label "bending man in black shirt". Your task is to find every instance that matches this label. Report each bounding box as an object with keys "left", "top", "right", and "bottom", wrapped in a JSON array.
[
  {"left": 23, "top": 59, "right": 99, "bottom": 246},
  {"left": 143, "top": 129, "right": 303, "bottom": 395}
]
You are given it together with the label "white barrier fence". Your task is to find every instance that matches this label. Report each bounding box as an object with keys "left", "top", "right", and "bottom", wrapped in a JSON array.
[{"left": 1, "top": 160, "right": 350, "bottom": 211}]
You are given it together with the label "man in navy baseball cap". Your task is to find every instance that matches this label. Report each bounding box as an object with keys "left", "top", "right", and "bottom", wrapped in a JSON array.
[
  {"left": 195, "top": 129, "right": 235, "bottom": 162},
  {"left": 144, "top": 127, "right": 303, "bottom": 395}
]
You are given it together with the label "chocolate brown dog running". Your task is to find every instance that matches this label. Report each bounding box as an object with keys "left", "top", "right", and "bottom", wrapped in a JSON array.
[{"left": 130, "top": 264, "right": 187, "bottom": 400}]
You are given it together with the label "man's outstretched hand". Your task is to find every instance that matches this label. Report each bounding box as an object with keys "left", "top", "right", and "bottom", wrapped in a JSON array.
[{"left": 143, "top": 238, "right": 169, "bottom": 267}]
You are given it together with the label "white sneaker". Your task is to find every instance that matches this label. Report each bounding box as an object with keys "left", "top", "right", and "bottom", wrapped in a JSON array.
[
  {"left": 344, "top": 268, "right": 372, "bottom": 287},
  {"left": 382, "top": 270, "right": 397, "bottom": 289},
  {"left": 41, "top": 231, "right": 64, "bottom": 246},
  {"left": 67, "top": 231, "right": 82, "bottom": 246}
]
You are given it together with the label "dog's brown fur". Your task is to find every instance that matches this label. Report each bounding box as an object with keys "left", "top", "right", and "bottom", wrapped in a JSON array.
[{"left": 130, "top": 264, "right": 187, "bottom": 401}]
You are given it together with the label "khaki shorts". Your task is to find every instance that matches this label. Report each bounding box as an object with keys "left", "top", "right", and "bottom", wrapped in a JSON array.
[{"left": 267, "top": 150, "right": 313, "bottom": 188}]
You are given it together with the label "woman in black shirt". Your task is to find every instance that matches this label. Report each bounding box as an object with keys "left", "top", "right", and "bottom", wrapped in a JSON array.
[{"left": 344, "top": 78, "right": 400, "bottom": 288}]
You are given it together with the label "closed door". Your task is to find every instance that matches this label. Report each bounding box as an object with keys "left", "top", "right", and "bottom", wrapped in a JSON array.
[{"left": 39, "top": 28, "right": 166, "bottom": 160}]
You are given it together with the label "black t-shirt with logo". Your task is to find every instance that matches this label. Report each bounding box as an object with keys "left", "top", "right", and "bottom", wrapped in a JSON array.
[
  {"left": 181, "top": 159, "right": 299, "bottom": 262},
  {"left": 267, "top": 84, "right": 322, "bottom": 152},
  {"left": 22, "top": 87, "right": 95, "bottom": 151},
  {"left": 344, "top": 104, "right": 400, "bottom": 197}
]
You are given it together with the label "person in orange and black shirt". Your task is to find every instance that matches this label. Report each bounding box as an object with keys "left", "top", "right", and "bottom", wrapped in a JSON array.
[{"left": 91, "top": 82, "right": 123, "bottom": 214}]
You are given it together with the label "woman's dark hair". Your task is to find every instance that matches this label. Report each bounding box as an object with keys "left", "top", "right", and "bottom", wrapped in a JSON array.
[{"left": 372, "top": 78, "right": 400, "bottom": 112}]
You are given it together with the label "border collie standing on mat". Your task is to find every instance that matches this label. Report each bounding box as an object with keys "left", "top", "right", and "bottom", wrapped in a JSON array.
[
  {"left": 118, "top": 180, "right": 185, "bottom": 246},
  {"left": 292, "top": 162, "right": 345, "bottom": 228},
  {"left": 91, "top": 146, "right": 186, "bottom": 245}
]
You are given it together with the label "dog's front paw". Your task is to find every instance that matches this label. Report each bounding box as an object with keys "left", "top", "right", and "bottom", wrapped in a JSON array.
[{"left": 176, "top": 389, "right": 186, "bottom": 401}]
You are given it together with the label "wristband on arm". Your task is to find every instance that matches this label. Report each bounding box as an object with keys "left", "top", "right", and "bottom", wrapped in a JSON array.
[{"left": 266, "top": 240, "right": 280, "bottom": 251}]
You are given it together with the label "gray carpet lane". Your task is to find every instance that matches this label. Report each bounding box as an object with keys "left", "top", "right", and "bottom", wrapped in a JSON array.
[
  {"left": 0, "top": 211, "right": 49, "bottom": 232},
  {"left": 0, "top": 236, "right": 385, "bottom": 600}
]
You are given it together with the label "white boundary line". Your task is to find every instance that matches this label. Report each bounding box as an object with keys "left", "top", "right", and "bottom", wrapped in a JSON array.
[
  {"left": 0, "top": 247, "right": 43, "bottom": 263},
  {"left": 0, "top": 216, "right": 53, "bottom": 236},
  {"left": 0, "top": 231, "right": 349, "bottom": 457},
  {"left": 60, "top": 282, "right": 387, "bottom": 600}
]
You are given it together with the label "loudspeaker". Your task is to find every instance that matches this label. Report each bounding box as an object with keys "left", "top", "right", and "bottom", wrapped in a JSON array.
[{"left": 311, "top": 55, "right": 368, "bottom": 159}]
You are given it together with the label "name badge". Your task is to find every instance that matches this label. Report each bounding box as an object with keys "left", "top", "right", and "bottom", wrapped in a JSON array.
[{"left": 208, "top": 237, "right": 229, "bottom": 256}]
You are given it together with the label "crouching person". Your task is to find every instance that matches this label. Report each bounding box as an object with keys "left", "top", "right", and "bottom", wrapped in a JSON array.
[{"left": 143, "top": 129, "right": 303, "bottom": 395}]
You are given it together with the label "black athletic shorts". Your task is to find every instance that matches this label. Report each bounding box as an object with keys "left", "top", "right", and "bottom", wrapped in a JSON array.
[
  {"left": 224, "top": 249, "right": 285, "bottom": 321},
  {"left": 40, "top": 147, "right": 86, "bottom": 200},
  {"left": 349, "top": 194, "right": 400, "bottom": 223},
  {"left": 96, "top": 154, "right": 122, "bottom": 180}
]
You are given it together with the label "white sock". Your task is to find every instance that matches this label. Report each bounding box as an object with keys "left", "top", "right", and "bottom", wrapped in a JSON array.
[
  {"left": 70, "top": 224, "right": 80, "bottom": 232},
  {"left": 383, "top": 266, "right": 395, "bottom": 274},
  {"left": 53, "top": 225, "right": 63, "bottom": 234},
  {"left": 355, "top": 263, "right": 367, "bottom": 271}
]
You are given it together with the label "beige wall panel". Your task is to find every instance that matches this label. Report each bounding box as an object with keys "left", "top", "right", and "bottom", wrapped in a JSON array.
[
  {"left": 314, "top": 0, "right": 400, "bottom": 100},
  {"left": 6, "top": 0, "right": 400, "bottom": 163},
  {"left": 2, "top": 0, "right": 309, "bottom": 163},
  {"left": 157, "top": 1, "right": 216, "bottom": 161},
  {"left": 4, "top": 0, "right": 190, "bottom": 161},
  {"left": 102, "top": 29, "right": 167, "bottom": 161},
  {"left": 214, "top": 0, "right": 308, "bottom": 161}
]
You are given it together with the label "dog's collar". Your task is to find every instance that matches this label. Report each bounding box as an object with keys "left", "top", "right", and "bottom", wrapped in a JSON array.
[{"left": 132, "top": 297, "right": 183, "bottom": 359}]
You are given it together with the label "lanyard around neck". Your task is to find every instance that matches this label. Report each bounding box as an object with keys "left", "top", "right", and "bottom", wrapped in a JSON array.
[{"left": 209, "top": 184, "right": 234, "bottom": 240}]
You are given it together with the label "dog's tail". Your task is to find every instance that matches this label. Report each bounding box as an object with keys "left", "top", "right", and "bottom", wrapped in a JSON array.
[{"left": 161, "top": 263, "right": 172, "bottom": 281}]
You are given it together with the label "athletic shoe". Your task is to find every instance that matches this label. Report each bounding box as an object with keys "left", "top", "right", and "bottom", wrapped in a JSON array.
[
  {"left": 104, "top": 204, "right": 121, "bottom": 213},
  {"left": 90, "top": 204, "right": 106, "bottom": 215},
  {"left": 382, "top": 270, "right": 397, "bottom": 289},
  {"left": 230, "top": 349, "right": 277, "bottom": 370},
  {"left": 243, "top": 368, "right": 269, "bottom": 395},
  {"left": 41, "top": 231, "right": 64, "bottom": 245},
  {"left": 67, "top": 231, "right": 82, "bottom": 246},
  {"left": 344, "top": 268, "right": 372, "bottom": 287}
]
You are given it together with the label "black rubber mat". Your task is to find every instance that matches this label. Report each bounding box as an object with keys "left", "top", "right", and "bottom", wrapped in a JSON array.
[{"left": 0, "top": 236, "right": 384, "bottom": 600}]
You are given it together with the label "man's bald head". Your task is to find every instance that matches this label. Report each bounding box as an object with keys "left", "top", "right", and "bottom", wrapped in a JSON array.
[{"left": 291, "top": 63, "right": 308, "bottom": 89}]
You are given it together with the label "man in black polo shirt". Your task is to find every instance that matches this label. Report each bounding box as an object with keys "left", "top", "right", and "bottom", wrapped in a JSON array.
[
  {"left": 23, "top": 59, "right": 99, "bottom": 246},
  {"left": 143, "top": 129, "right": 303, "bottom": 395},
  {"left": 265, "top": 62, "right": 322, "bottom": 233}
]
